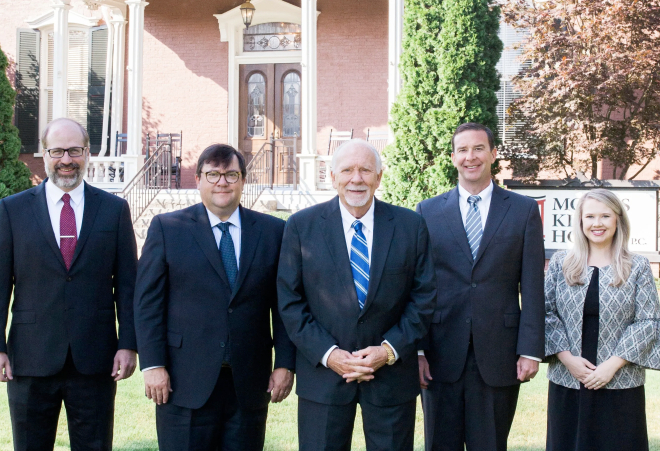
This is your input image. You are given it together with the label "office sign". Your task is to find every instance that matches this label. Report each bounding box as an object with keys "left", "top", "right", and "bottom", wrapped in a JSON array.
[{"left": 510, "top": 189, "right": 658, "bottom": 252}]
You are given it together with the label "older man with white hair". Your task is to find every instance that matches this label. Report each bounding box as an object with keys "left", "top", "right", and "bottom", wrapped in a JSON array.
[{"left": 277, "top": 139, "right": 437, "bottom": 451}]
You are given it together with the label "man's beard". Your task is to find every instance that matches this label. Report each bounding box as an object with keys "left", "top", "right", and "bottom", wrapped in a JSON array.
[
  {"left": 344, "top": 186, "right": 370, "bottom": 207},
  {"left": 45, "top": 157, "right": 88, "bottom": 190}
]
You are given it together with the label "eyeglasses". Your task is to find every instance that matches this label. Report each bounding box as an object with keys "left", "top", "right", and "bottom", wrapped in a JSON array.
[
  {"left": 203, "top": 171, "right": 241, "bottom": 184},
  {"left": 45, "top": 147, "right": 87, "bottom": 158}
]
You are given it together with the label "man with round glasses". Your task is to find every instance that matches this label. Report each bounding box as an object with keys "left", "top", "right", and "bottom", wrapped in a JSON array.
[
  {"left": 0, "top": 118, "right": 138, "bottom": 450},
  {"left": 134, "top": 143, "right": 296, "bottom": 451}
]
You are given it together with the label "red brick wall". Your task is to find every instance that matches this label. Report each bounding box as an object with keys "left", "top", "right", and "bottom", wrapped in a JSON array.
[
  {"left": 316, "top": 0, "right": 389, "bottom": 149},
  {"left": 141, "top": 0, "right": 231, "bottom": 189}
]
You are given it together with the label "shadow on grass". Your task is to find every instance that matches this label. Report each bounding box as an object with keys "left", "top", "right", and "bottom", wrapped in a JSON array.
[{"left": 111, "top": 441, "right": 158, "bottom": 451}]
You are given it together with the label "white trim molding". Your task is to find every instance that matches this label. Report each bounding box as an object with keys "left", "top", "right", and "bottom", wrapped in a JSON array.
[
  {"left": 26, "top": 7, "right": 100, "bottom": 29},
  {"left": 214, "top": 0, "right": 319, "bottom": 149},
  {"left": 125, "top": 0, "right": 148, "bottom": 162},
  {"left": 388, "top": 0, "right": 404, "bottom": 143}
]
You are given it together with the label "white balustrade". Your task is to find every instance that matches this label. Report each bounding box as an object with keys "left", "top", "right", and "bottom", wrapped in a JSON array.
[
  {"left": 85, "top": 156, "right": 127, "bottom": 192},
  {"left": 315, "top": 155, "right": 333, "bottom": 191}
]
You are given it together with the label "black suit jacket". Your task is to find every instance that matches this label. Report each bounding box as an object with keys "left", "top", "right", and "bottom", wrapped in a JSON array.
[
  {"left": 277, "top": 197, "right": 436, "bottom": 407},
  {"left": 416, "top": 184, "right": 545, "bottom": 387},
  {"left": 134, "top": 204, "right": 296, "bottom": 410},
  {"left": 0, "top": 181, "right": 137, "bottom": 376}
]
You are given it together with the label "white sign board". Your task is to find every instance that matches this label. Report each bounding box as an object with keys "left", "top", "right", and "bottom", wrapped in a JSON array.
[{"left": 510, "top": 189, "right": 658, "bottom": 252}]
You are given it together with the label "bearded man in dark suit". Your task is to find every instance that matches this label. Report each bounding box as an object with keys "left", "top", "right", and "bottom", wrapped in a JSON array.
[
  {"left": 0, "top": 118, "right": 138, "bottom": 450},
  {"left": 277, "top": 139, "right": 436, "bottom": 451}
]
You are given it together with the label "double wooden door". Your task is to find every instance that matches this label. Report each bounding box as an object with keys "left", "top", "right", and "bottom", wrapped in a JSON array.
[{"left": 239, "top": 63, "right": 302, "bottom": 155}]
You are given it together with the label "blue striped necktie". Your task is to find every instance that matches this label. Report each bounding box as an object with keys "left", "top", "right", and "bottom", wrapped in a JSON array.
[
  {"left": 465, "top": 195, "right": 483, "bottom": 261},
  {"left": 350, "top": 220, "right": 370, "bottom": 310}
]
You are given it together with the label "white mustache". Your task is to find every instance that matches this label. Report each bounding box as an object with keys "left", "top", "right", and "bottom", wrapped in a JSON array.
[{"left": 346, "top": 186, "right": 368, "bottom": 192}]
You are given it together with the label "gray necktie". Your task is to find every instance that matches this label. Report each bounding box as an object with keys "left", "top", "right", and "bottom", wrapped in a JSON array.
[{"left": 465, "top": 195, "right": 483, "bottom": 260}]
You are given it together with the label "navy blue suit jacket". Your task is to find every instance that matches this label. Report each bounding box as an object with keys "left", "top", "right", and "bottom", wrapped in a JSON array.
[
  {"left": 416, "top": 184, "right": 545, "bottom": 387},
  {"left": 277, "top": 197, "right": 436, "bottom": 406},
  {"left": 0, "top": 181, "right": 137, "bottom": 376},
  {"left": 134, "top": 204, "right": 296, "bottom": 410}
]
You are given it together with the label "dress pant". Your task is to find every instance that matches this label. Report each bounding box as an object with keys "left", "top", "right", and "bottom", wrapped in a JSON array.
[
  {"left": 298, "top": 391, "right": 416, "bottom": 451},
  {"left": 7, "top": 351, "right": 116, "bottom": 451},
  {"left": 156, "top": 367, "right": 268, "bottom": 451},
  {"left": 422, "top": 343, "right": 520, "bottom": 451}
]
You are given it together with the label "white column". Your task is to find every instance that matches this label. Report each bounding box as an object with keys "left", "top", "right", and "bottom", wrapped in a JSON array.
[
  {"left": 110, "top": 16, "right": 127, "bottom": 156},
  {"left": 227, "top": 26, "right": 239, "bottom": 148},
  {"left": 100, "top": 6, "right": 115, "bottom": 156},
  {"left": 299, "top": 0, "right": 318, "bottom": 191},
  {"left": 388, "top": 0, "right": 404, "bottom": 142},
  {"left": 125, "top": 0, "right": 148, "bottom": 158},
  {"left": 51, "top": 0, "right": 72, "bottom": 120}
]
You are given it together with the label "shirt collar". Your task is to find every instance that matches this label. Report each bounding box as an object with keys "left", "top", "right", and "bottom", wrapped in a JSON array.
[
  {"left": 338, "top": 197, "right": 375, "bottom": 234},
  {"left": 458, "top": 180, "right": 493, "bottom": 204},
  {"left": 45, "top": 178, "right": 85, "bottom": 206},
  {"left": 206, "top": 206, "right": 242, "bottom": 230}
]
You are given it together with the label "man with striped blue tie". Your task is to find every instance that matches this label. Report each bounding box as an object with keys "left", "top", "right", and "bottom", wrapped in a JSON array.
[
  {"left": 278, "top": 139, "right": 437, "bottom": 451},
  {"left": 416, "top": 123, "right": 546, "bottom": 451}
]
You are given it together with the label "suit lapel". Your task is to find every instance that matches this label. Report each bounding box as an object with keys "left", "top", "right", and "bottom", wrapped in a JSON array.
[
  {"left": 440, "top": 188, "right": 474, "bottom": 264},
  {"left": 69, "top": 182, "right": 101, "bottom": 269},
  {"left": 230, "top": 206, "right": 260, "bottom": 302},
  {"left": 190, "top": 203, "right": 231, "bottom": 288},
  {"left": 321, "top": 198, "right": 361, "bottom": 317},
  {"left": 29, "top": 181, "right": 67, "bottom": 270},
  {"left": 474, "top": 184, "right": 511, "bottom": 266},
  {"left": 360, "top": 199, "right": 394, "bottom": 317}
]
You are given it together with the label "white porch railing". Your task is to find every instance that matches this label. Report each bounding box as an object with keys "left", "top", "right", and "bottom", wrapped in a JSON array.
[
  {"left": 85, "top": 156, "right": 126, "bottom": 191},
  {"left": 315, "top": 155, "right": 333, "bottom": 190}
]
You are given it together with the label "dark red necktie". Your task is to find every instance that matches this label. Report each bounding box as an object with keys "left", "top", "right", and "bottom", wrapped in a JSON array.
[{"left": 60, "top": 193, "right": 77, "bottom": 270}]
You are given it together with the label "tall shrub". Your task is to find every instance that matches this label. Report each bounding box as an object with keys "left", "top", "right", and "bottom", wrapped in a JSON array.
[
  {"left": 383, "top": 0, "right": 502, "bottom": 208},
  {"left": 0, "top": 47, "right": 32, "bottom": 198}
]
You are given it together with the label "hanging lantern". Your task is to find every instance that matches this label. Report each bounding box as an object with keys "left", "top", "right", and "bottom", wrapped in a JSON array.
[{"left": 240, "top": 0, "right": 256, "bottom": 29}]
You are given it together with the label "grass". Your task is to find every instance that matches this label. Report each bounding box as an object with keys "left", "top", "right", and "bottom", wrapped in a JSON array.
[{"left": 0, "top": 366, "right": 659, "bottom": 450}]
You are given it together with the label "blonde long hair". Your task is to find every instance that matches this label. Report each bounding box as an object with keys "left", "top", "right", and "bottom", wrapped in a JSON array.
[{"left": 562, "top": 189, "right": 633, "bottom": 287}]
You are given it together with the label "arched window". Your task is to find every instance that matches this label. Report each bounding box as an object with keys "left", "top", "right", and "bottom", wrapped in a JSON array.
[
  {"left": 281, "top": 71, "right": 300, "bottom": 137},
  {"left": 247, "top": 72, "right": 266, "bottom": 137}
]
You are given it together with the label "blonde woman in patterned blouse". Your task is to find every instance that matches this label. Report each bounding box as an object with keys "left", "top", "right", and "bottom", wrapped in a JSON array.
[{"left": 544, "top": 188, "right": 660, "bottom": 451}]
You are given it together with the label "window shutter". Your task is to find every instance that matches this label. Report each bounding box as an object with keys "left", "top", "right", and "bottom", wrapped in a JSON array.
[
  {"left": 496, "top": 22, "right": 530, "bottom": 147},
  {"left": 15, "top": 28, "right": 40, "bottom": 154},
  {"left": 67, "top": 30, "right": 89, "bottom": 131},
  {"left": 87, "top": 26, "right": 108, "bottom": 154}
]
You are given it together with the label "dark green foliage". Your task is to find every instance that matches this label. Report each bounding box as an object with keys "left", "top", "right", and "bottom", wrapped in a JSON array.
[
  {"left": 0, "top": 47, "right": 32, "bottom": 198},
  {"left": 382, "top": 0, "right": 502, "bottom": 208}
]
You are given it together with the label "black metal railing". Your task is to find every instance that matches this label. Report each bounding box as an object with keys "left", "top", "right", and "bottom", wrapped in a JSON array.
[
  {"left": 242, "top": 140, "right": 274, "bottom": 210},
  {"left": 122, "top": 142, "right": 173, "bottom": 224},
  {"left": 241, "top": 135, "right": 298, "bottom": 210}
]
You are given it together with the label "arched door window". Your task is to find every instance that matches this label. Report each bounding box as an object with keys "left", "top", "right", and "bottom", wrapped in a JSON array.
[
  {"left": 282, "top": 71, "right": 301, "bottom": 137},
  {"left": 247, "top": 72, "right": 266, "bottom": 137}
]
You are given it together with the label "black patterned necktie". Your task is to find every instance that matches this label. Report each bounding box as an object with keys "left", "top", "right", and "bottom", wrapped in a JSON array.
[{"left": 216, "top": 222, "right": 238, "bottom": 289}]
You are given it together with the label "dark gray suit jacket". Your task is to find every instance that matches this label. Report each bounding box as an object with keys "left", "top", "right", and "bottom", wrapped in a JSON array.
[
  {"left": 416, "top": 183, "right": 545, "bottom": 387},
  {"left": 0, "top": 181, "right": 137, "bottom": 376},
  {"left": 277, "top": 197, "right": 436, "bottom": 406},
  {"left": 134, "top": 204, "right": 296, "bottom": 410}
]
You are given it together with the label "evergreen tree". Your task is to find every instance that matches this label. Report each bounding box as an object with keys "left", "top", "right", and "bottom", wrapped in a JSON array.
[
  {"left": 0, "top": 46, "right": 32, "bottom": 199},
  {"left": 382, "top": 0, "right": 502, "bottom": 208}
]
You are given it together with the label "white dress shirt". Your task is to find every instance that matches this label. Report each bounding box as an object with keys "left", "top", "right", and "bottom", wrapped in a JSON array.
[
  {"left": 206, "top": 207, "right": 242, "bottom": 269},
  {"left": 45, "top": 179, "right": 85, "bottom": 247},
  {"left": 419, "top": 181, "right": 541, "bottom": 362},
  {"left": 321, "top": 199, "right": 398, "bottom": 367},
  {"left": 458, "top": 180, "right": 493, "bottom": 228}
]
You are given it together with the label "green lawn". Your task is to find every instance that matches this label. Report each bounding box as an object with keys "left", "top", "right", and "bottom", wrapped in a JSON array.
[{"left": 0, "top": 366, "right": 659, "bottom": 450}]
